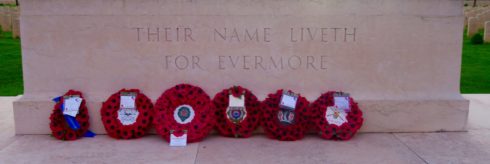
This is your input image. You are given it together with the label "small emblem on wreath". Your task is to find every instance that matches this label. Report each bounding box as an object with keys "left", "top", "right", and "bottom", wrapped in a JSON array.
[
  {"left": 117, "top": 108, "right": 139, "bottom": 126},
  {"left": 325, "top": 106, "right": 347, "bottom": 126},
  {"left": 226, "top": 94, "right": 247, "bottom": 124},
  {"left": 174, "top": 104, "right": 195, "bottom": 124},
  {"left": 226, "top": 106, "right": 247, "bottom": 124},
  {"left": 277, "top": 110, "right": 295, "bottom": 125}
]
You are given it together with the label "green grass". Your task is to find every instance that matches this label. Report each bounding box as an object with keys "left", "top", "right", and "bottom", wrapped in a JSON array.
[
  {"left": 460, "top": 31, "right": 490, "bottom": 93},
  {"left": 0, "top": 4, "right": 16, "bottom": 7},
  {"left": 0, "top": 31, "right": 23, "bottom": 96},
  {"left": 0, "top": 29, "right": 488, "bottom": 96}
]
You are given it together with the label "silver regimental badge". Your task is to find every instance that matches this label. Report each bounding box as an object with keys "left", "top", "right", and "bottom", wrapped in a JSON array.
[{"left": 226, "top": 91, "right": 247, "bottom": 124}]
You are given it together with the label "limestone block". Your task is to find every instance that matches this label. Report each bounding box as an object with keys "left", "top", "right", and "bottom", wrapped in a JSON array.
[{"left": 14, "top": 0, "right": 469, "bottom": 134}]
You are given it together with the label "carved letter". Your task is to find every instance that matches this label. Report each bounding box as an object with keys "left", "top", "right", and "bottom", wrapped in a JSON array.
[{"left": 214, "top": 28, "right": 227, "bottom": 41}]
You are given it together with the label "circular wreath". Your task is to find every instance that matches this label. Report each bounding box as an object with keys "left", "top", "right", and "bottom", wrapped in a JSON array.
[
  {"left": 100, "top": 89, "right": 154, "bottom": 139},
  {"left": 49, "top": 90, "right": 90, "bottom": 141},
  {"left": 153, "top": 84, "right": 215, "bottom": 143},
  {"left": 310, "top": 91, "right": 364, "bottom": 140},
  {"left": 213, "top": 86, "right": 261, "bottom": 138},
  {"left": 261, "top": 89, "right": 311, "bottom": 141}
]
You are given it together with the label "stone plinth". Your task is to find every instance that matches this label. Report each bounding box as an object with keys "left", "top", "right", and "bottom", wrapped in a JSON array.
[{"left": 14, "top": 0, "right": 469, "bottom": 134}]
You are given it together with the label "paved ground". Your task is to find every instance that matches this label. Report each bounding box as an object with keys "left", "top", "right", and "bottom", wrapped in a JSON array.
[{"left": 0, "top": 95, "right": 488, "bottom": 164}]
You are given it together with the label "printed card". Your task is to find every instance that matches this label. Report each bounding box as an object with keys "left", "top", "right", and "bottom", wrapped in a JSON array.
[
  {"left": 63, "top": 95, "right": 82, "bottom": 117},
  {"left": 120, "top": 92, "right": 136, "bottom": 109},
  {"left": 279, "top": 92, "right": 298, "bottom": 110},
  {"left": 170, "top": 133, "right": 187, "bottom": 147},
  {"left": 334, "top": 96, "right": 351, "bottom": 112},
  {"left": 229, "top": 94, "right": 245, "bottom": 107}
]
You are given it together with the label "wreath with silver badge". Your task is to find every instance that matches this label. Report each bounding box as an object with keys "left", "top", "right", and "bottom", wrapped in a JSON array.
[
  {"left": 262, "top": 90, "right": 311, "bottom": 141},
  {"left": 100, "top": 89, "right": 154, "bottom": 139},
  {"left": 153, "top": 84, "right": 215, "bottom": 143},
  {"left": 213, "top": 86, "right": 261, "bottom": 138},
  {"left": 310, "top": 91, "right": 363, "bottom": 140},
  {"left": 49, "top": 90, "right": 91, "bottom": 141}
]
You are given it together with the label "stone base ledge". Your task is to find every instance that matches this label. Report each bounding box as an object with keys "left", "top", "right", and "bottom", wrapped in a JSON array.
[{"left": 13, "top": 96, "right": 469, "bottom": 134}]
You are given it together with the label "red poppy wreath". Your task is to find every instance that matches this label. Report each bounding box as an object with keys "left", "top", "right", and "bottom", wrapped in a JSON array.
[
  {"left": 213, "top": 86, "right": 261, "bottom": 138},
  {"left": 100, "top": 89, "right": 154, "bottom": 139},
  {"left": 49, "top": 90, "right": 90, "bottom": 141},
  {"left": 262, "top": 89, "right": 311, "bottom": 141},
  {"left": 310, "top": 91, "right": 363, "bottom": 140},
  {"left": 153, "top": 84, "right": 215, "bottom": 143}
]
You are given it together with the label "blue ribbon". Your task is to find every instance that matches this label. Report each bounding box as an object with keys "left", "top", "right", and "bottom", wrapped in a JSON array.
[
  {"left": 52, "top": 96, "right": 96, "bottom": 138},
  {"left": 52, "top": 96, "right": 61, "bottom": 103},
  {"left": 84, "top": 130, "right": 96, "bottom": 137},
  {"left": 63, "top": 115, "right": 80, "bottom": 130}
]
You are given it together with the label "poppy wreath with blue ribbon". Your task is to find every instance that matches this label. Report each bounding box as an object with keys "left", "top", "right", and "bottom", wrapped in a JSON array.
[
  {"left": 310, "top": 91, "right": 363, "bottom": 140},
  {"left": 100, "top": 89, "right": 154, "bottom": 139},
  {"left": 49, "top": 90, "right": 90, "bottom": 141},
  {"left": 153, "top": 84, "right": 215, "bottom": 143},
  {"left": 261, "top": 89, "right": 311, "bottom": 141},
  {"left": 212, "top": 86, "right": 262, "bottom": 138}
]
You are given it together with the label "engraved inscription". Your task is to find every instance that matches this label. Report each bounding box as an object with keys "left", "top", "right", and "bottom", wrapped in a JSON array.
[{"left": 133, "top": 25, "right": 356, "bottom": 71}]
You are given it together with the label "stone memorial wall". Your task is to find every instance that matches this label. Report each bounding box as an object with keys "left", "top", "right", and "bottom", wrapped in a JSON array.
[{"left": 14, "top": 0, "right": 469, "bottom": 134}]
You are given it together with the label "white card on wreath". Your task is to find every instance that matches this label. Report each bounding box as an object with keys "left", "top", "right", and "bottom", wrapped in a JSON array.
[
  {"left": 334, "top": 96, "right": 350, "bottom": 112},
  {"left": 280, "top": 93, "right": 298, "bottom": 110},
  {"left": 229, "top": 94, "right": 245, "bottom": 107},
  {"left": 170, "top": 133, "right": 187, "bottom": 147},
  {"left": 120, "top": 94, "right": 136, "bottom": 109},
  {"left": 63, "top": 96, "right": 82, "bottom": 117}
]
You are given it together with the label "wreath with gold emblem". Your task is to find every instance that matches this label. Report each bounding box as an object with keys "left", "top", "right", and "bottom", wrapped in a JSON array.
[{"left": 213, "top": 86, "right": 261, "bottom": 138}]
